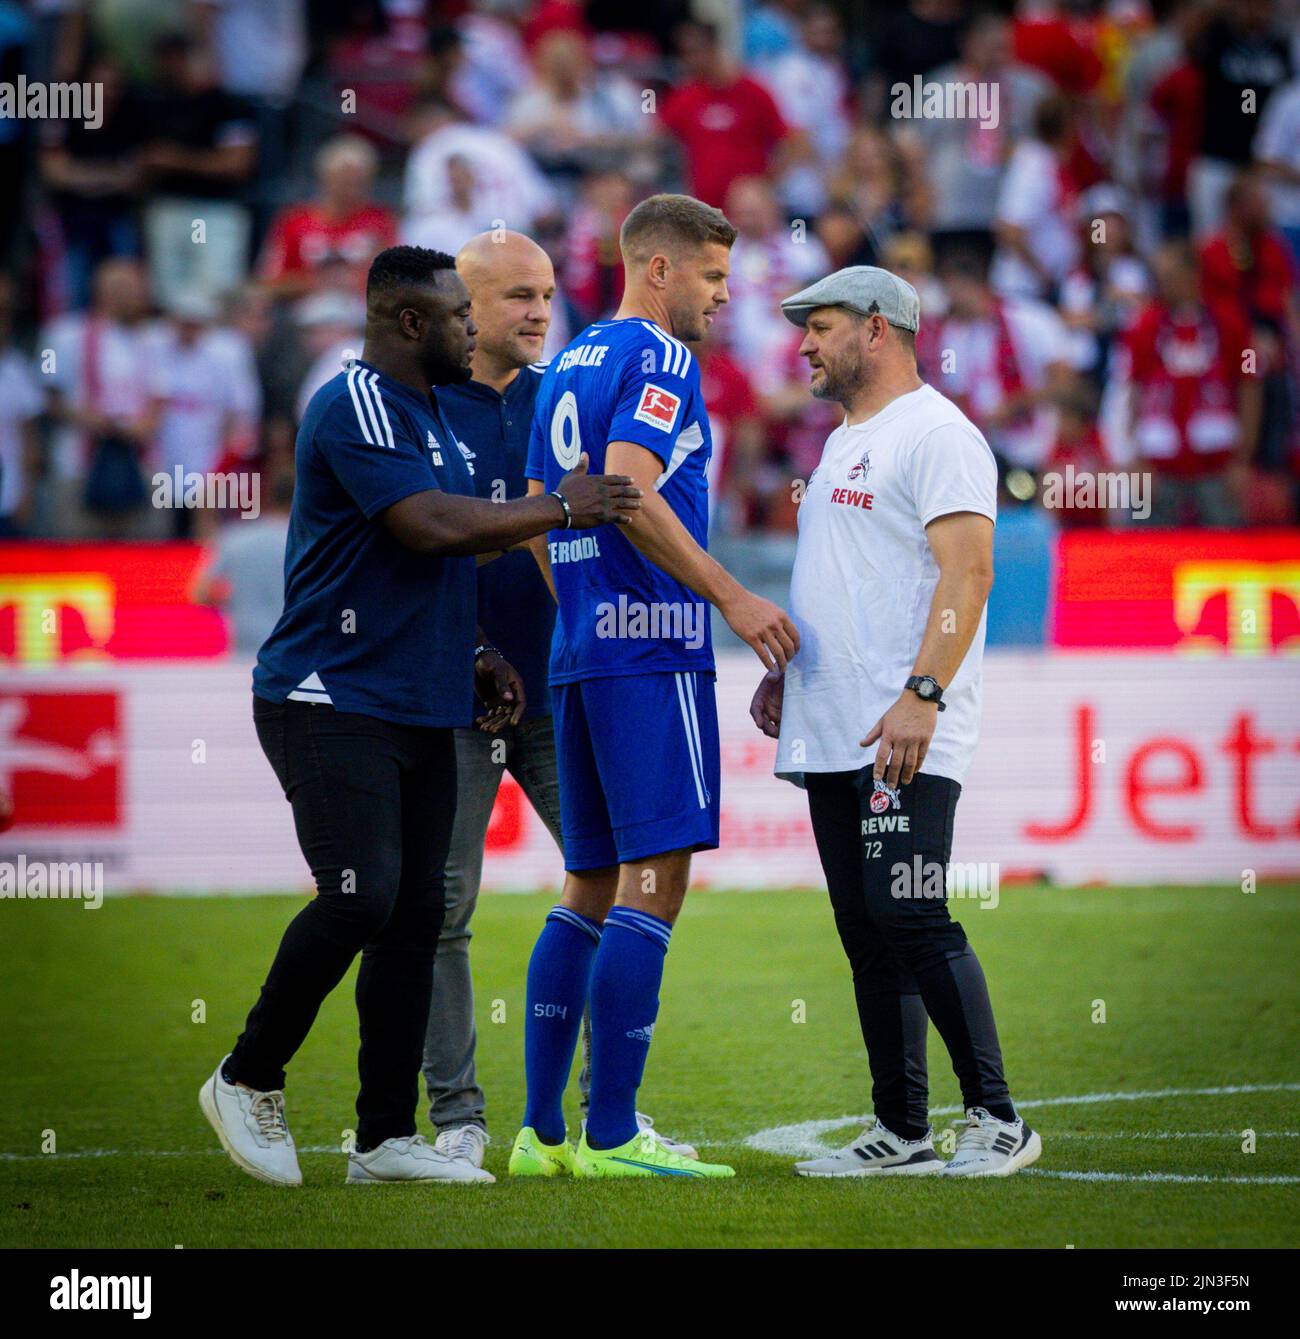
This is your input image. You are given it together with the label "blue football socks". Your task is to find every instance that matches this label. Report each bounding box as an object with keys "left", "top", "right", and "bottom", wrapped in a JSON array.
[
  {"left": 584, "top": 906, "right": 672, "bottom": 1149},
  {"left": 522, "top": 906, "right": 602, "bottom": 1146}
]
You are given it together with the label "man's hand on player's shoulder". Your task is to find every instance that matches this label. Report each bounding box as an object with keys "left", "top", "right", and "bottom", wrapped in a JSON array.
[
  {"left": 749, "top": 669, "right": 784, "bottom": 738},
  {"left": 720, "top": 587, "right": 800, "bottom": 672},
  {"left": 555, "top": 453, "right": 642, "bottom": 528}
]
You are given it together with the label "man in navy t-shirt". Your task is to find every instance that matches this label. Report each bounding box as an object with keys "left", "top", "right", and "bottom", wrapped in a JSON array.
[{"left": 199, "top": 246, "right": 641, "bottom": 1188}]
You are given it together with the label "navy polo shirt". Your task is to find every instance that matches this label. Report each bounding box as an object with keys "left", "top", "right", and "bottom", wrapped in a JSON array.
[
  {"left": 254, "top": 360, "right": 478, "bottom": 728},
  {"left": 438, "top": 364, "right": 556, "bottom": 720}
]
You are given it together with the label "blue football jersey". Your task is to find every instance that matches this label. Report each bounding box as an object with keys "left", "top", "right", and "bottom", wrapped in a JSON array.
[
  {"left": 254, "top": 360, "right": 478, "bottom": 728},
  {"left": 525, "top": 318, "right": 714, "bottom": 684}
]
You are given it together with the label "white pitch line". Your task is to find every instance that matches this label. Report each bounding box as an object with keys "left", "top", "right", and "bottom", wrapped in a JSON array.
[
  {"left": 743, "top": 1083, "right": 1300, "bottom": 1158},
  {"left": 1046, "top": 1131, "right": 1300, "bottom": 1141},
  {"left": 0, "top": 1144, "right": 342, "bottom": 1164},
  {"left": 7, "top": 1132, "right": 1295, "bottom": 1165},
  {"left": 5, "top": 1085, "right": 1299, "bottom": 1171},
  {"left": 1025, "top": 1170, "right": 1300, "bottom": 1185}
]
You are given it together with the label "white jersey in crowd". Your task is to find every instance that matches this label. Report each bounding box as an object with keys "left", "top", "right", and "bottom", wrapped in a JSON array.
[{"left": 776, "top": 382, "right": 997, "bottom": 788}]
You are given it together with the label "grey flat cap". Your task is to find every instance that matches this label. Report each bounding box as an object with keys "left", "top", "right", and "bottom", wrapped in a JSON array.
[{"left": 781, "top": 265, "right": 921, "bottom": 333}]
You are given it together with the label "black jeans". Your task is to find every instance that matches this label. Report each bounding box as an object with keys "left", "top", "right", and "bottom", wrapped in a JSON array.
[
  {"left": 227, "top": 696, "right": 457, "bottom": 1148},
  {"left": 806, "top": 769, "right": 1010, "bottom": 1135}
]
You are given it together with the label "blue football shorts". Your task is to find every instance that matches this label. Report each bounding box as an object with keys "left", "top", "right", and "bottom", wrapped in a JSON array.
[{"left": 551, "top": 670, "right": 721, "bottom": 871}]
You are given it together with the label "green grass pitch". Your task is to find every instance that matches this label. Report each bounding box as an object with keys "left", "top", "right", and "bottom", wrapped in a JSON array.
[{"left": 2, "top": 885, "right": 1297, "bottom": 1248}]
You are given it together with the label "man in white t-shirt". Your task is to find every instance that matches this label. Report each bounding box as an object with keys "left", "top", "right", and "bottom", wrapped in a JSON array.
[
  {"left": 990, "top": 94, "right": 1080, "bottom": 301},
  {"left": 925, "top": 249, "right": 1073, "bottom": 469},
  {"left": 1254, "top": 75, "right": 1300, "bottom": 264},
  {"left": 750, "top": 265, "right": 1040, "bottom": 1180}
]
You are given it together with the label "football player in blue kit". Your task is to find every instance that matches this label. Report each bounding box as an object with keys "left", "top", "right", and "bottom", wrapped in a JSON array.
[{"left": 509, "top": 195, "right": 800, "bottom": 1179}]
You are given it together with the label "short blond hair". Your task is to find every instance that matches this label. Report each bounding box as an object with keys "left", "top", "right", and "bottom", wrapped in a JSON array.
[
  {"left": 316, "top": 134, "right": 378, "bottom": 179},
  {"left": 619, "top": 193, "right": 736, "bottom": 264}
]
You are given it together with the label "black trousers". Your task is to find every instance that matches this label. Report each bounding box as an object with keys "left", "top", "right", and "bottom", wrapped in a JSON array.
[
  {"left": 806, "top": 769, "right": 1011, "bottom": 1136},
  {"left": 227, "top": 696, "right": 457, "bottom": 1148}
]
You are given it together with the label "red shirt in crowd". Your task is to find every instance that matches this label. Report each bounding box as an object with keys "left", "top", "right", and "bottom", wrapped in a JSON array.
[
  {"left": 698, "top": 344, "right": 759, "bottom": 495},
  {"left": 259, "top": 202, "right": 397, "bottom": 293},
  {"left": 564, "top": 204, "right": 628, "bottom": 324},
  {"left": 1044, "top": 425, "right": 1110, "bottom": 528},
  {"left": 1012, "top": 13, "right": 1104, "bottom": 94},
  {"left": 1126, "top": 301, "right": 1251, "bottom": 479},
  {"left": 1150, "top": 63, "right": 1203, "bottom": 201},
  {"left": 659, "top": 76, "right": 788, "bottom": 208},
  {"left": 1199, "top": 229, "right": 1297, "bottom": 336}
]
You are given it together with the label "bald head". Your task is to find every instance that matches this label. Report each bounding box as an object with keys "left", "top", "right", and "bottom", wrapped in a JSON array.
[
  {"left": 93, "top": 258, "right": 150, "bottom": 323},
  {"left": 455, "top": 231, "right": 555, "bottom": 378}
]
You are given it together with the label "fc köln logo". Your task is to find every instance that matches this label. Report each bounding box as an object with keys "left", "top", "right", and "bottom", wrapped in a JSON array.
[
  {"left": 847, "top": 449, "right": 871, "bottom": 482},
  {"left": 869, "top": 778, "right": 900, "bottom": 813}
]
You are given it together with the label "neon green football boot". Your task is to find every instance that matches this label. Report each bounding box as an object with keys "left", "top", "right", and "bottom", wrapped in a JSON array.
[
  {"left": 507, "top": 1126, "right": 577, "bottom": 1177},
  {"left": 573, "top": 1128, "right": 734, "bottom": 1179}
]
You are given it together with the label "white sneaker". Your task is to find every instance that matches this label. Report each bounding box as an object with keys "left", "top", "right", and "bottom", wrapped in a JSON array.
[
  {"left": 199, "top": 1055, "right": 302, "bottom": 1187},
  {"left": 940, "top": 1107, "right": 1042, "bottom": 1178},
  {"left": 636, "top": 1112, "right": 698, "bottom": 1159},
  {"left": 347, "top": 1133, "right": 496, "bottom": 1184},
  {"left": 434, "top": 1122, "right": 490, "bottom": 1169},
  {"left": 578, "top": 1112, "right": 699, "bottom": 1159},
  {"left": 794, "top": 1117, "right": 943, "bottom": 1177}
]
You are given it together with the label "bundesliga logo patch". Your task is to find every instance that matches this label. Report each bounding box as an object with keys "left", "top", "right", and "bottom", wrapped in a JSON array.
[
  {"left": 870, "top": 779, "right": 900, "bottom": 813},
  {"left": 633, "top": 382, "right": 681, "bottom": 433}
]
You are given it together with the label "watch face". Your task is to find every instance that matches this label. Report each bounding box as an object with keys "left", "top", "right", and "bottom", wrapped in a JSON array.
[{"left": 915, "top": 678, "right": 936, "bottom": 698}]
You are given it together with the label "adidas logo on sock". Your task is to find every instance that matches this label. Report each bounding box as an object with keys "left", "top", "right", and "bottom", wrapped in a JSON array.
[{"left": 625, "top": 1023, "right": 656, "bottom": 1042}]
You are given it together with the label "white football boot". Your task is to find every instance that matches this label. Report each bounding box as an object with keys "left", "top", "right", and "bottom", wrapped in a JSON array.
[
  {"left": 794, "top": 1116, "right": 944, "bottom": 1177},
  {"left": 637, "top": 1111, "right": 698, "bottom": 1160},
  {"left": 940, "top": 1107, "right": 1042, "bottom": 1177},
  {"left": 347, "top": 1133, "right": 496, "bottom": 1184},
  {"left": 434, "top": 1122, "right": 490, "bottom": 1169},
  {"left": 579, "top": 1112, "right": 699, "bottom": 1160},
  {"left": 199, "top": 1055, "right": 302, "bottom": 1187}
]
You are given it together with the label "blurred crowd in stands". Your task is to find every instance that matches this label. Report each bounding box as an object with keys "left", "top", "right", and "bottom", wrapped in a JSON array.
[{"left": 1, "top": 0, "right": 1298, "bottom": 559}]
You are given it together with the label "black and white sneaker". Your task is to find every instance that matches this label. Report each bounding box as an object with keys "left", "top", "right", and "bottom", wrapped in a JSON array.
[
  {"left": 940, "top": 1107, "right": 1042, "bottom": 1177},
  {"left": 794, "top": 1117, "right": 944, "bottom": 1177}
]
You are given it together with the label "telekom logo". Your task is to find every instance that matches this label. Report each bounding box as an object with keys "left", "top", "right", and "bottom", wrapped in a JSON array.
[
  {"left": 1173, "top": 561, "right": 1300, "bottom": 655},
  {"left": 0, "top": 575, "right": 116, "bottom": 663}
]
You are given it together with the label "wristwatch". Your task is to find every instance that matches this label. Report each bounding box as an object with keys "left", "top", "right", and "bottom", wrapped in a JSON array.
[{"left": 905, "top": 675, "right": 946, "bottom": 711}]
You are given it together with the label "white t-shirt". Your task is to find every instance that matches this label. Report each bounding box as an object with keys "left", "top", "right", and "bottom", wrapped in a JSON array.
[
  {"left": 147, "top": 325, "right": 261, "bottom": 476},
  {"left": 0, "top": 349, "right": 44, "bottom": 517},
  {"left": 931, "top": 298, "right": 1070, "bottom": 467},
  {"left": 204, "top": 0, "right": 307, "bottom": 106},
  {"left": 1255, "top": 78, "right": 1300, "bottom": 228},
  {"left": 723, "top": 231, "right": 830, "bottom": 374},
  {"left": 403, "top": 123, "right": 558, "bottom": 235},
  {"left": 40, "top": 314, "right": 162, "bottom": 479},
  {"left": 776, "top": 383, "right": 997, "bottom": 787},
  {"left": 990, "top": 139, "right": 1080, "bottom": 299}
]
